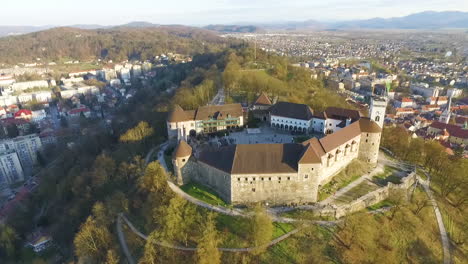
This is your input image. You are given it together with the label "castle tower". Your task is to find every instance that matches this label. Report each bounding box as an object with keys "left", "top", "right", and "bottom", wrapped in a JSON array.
[
  {"left": 172, "top": 140, "right": 192, "bottom": 185},
  {"left": 369, "top": 96, "right": 387, "bottom": 128},
  {"left": 439, "top": 96, "right": 452, "bottom": 124}
]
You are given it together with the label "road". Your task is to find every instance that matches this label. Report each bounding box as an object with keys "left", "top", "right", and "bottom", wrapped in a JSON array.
[
  {"left": 209, "top": 88, "right": 225, "bottom": 105},
  {"left": 0, "top": 158, "right": 59, "bottom": 222}
]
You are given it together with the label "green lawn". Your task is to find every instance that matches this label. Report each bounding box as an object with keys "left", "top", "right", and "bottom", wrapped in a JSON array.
[
  {"left": 164, "top": 154, "right": 174, "bottom": 172},
  {"left": 272, "top": 222, "right": 295, "bottom": 239},
  {"left": 373, "top": 165, "right": 402, "bottom": 185},
  {"left": 366, "top": 199, "right": 395, "bottom": 211},
  {"left": 318, "top": 160, "right": 371, "bottom": 201},
  {"left": 293, "top": 136, "right": 310, "bottom": 143},
  {"left": 181, "top": 183, "right": 228, "bottom": 207},
  {"left": 279, "top": 209, "right": 336, "bottom": 221}
]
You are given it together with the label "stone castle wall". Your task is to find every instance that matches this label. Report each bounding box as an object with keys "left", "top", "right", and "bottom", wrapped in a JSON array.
[
  {"left": 318, "top": 171, "right": 417, "bottom": 218},
  {"left": 230, "top": 172, "right": 317, "bottom": 205},
  {"left": 358, "top": 132, "right": 381, "bottom": 164},
  {"left": 181, "top": 159, "right": 232, "bottom": 203},
  {"left": 319, "top": 135, "right": 362, "bottom": 186}
]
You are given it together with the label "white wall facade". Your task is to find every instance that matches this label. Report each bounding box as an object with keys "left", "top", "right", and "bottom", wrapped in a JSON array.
[{"left": 270, "top": 115, "right": 311, "bottom": 132}]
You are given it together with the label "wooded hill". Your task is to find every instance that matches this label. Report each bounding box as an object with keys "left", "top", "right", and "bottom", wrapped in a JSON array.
[{"left": 0, "top": 26, "right": 232, "bottom": 64}]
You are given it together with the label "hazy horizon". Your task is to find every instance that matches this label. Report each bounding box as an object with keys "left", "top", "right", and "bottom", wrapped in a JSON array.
[{"left": 1, "top": 0, "right": 468, "bottom": 26}]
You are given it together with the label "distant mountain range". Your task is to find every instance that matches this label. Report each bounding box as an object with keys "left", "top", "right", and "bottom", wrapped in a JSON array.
[
  {"left": 0, "top": 11, "right": 467, "bottom": 37},
  {"left": 203, "top": 25, "right": 265, "bottom": 33}
]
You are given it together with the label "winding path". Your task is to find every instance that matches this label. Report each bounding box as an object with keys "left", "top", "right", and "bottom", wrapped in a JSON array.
[
  {"left": 123, "top": 143, "right": 450, "bottom": 264},
  {"left": 418, "top": 173, "right": 451, "bottom": 264},
  {"left": 118, "top": 213, "right": 300, "bottom": 253}
]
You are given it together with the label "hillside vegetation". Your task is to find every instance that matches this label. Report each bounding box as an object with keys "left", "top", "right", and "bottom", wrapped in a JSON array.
[{"left": 0, "top": 26, "right": 232, "bottom": 64}]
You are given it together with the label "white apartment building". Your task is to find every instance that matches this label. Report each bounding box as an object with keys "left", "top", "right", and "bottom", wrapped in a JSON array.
[
  {"left": 0, "top": 134, "right": 42, "bottom": 171},
  {"left": 32, "top": 110, "right": 47, "bottom": 122},
  {"left": 447, "top": 88, "right": 463, "bottom": 98},
  {"left": 410, "top": 83, "right": 441, "bottom": 98},
  {"left": 60, "top": 89, "right": 79, "bottom": 99},
  {"left": 34, "top": 91, "right": 53, "bottom": 103},
  {"left": 0, "top": 95, "right": 17, "bottom": 107},
  {"left": 77, "top": 86, "right": 99, "bottom": 95},
  {"left": 0, "top": 150, "right": 24, "bottom": 188},
  {"left": 11, "top": 80, "right": 49, "bottom": 91}
]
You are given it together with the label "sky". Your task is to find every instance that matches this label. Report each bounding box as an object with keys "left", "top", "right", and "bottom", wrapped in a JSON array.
[{"left": 1, "top": 0, "right": 468, "bottom": 26}]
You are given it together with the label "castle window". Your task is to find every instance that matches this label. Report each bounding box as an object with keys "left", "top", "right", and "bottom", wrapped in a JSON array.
[
  {"left": 182, "top": 159, "right": 186, "bottom": 162},
  {"left": 238, "top": 178, "right": 240, "bottom": 181},
  {"left": 367, "top": 133, "right": 369, "bottom": 137},
  {"left": 278, "top": 177, "right": 281, "bottom": 181},
  {"left": 269, "top": 177, "right": 271, "bottom": 181},
  {"left": 245, "top": 178, "right": 248, "bottom": 181},
  {"left": 305, "top": 175, "right": 309, "bottom": 179},
  {"left": 372, "top": 143, "right": 374, "bottom": 146},
  {"left": 311, "top": 168, "right": 314, "bottom": 171},
  {"left": 261, "top": 177, "right": 264, "bottom": 181},
  {"left": 375, "top": 116, "right": 380, "bottom": 122},
  {"left": 253, "top": 177, "right": 256, "bottom": 181},
  {"left": 366, "top": 139, "right": 368, "bottom": 143},
  {"left": 252, "top": 188, "right": 256, "bottom": 192},
  {"left": 287, "top": 177, "right": 291, "bottom": 180}
]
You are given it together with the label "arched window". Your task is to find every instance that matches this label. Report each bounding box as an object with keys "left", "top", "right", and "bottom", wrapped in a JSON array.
[{"left": 375, "top": 116, "right": 380, "bottom": 122}]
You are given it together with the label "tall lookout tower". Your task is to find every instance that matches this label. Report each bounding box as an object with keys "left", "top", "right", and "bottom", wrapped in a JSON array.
[
  {"left": 369, "top": 96, "right": 387, "bottom": 128},
  {"left": 172, "top": 140, "right": 192, "bottom": 185}
]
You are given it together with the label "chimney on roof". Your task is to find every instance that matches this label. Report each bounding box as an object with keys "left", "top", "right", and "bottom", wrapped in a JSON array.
[{"left": 346, "top": 117, "right": 352, "bottom": 126}]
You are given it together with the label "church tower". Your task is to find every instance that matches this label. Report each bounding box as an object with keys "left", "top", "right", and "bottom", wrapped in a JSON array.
[
  {"left": 439, "top": 96, "right": 452, "bottom": 124},
  {"left": 369, "top": 96, "right": 387, "bottom": 128}
]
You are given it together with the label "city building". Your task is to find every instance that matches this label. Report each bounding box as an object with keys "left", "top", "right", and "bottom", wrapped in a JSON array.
[
  {"left": 447, "top": 88, "right": 463, "bottom": 98},
  {"left": 427, "top": 121, "right": 468, "bottom": 145},
  {"left": 167, "top": 104, "right": 244, "bottom": 140},
  {"left": 0, "top": 134, "right": 42, "bottom": 171},
  {"left": 172, "top": 97, "right": 386, "bottom": 205},
  {"left": 395, "top": 97, "right": 413, "bottom": 108},
  {"left": 0, "top": 149, "right": 24, "bottom": 188},
  {"left": 410, "top": 83, "right": 441, "bottom": 98},
  {"left": 11, "top": 80, "right": 49, "bottom": 91}
]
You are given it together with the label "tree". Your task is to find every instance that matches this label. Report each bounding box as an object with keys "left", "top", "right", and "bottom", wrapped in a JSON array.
[
  {"left": 0, "top": 224, "right": 17, "bottom": 258},
  {"left": 160, "top": 196, "right": 200, "bottom": 246},
  {"left": 74, "top": 216, "right": 112, "bottom": 262},
  {"left": 139, "top": 162, "right": 168, "bottom": 193},
  {"left": 120, "top": 121, "right": 154, "bottom": 143},
  {"left": 196, "top": 213, "right": 222, "bottom": 264},
  {"left": 60, "top": 116, "right": 69, "bottom": 128},
  {"left": 139, "top": 231, "right": 160, "bottom": 264},
  {"left": 105, "top": 249, "right": 120, "bottom": 264},
  {"left": 250, "top": 204, "right": 273, "bottom": 255},
  {"left": 91, "top": 154, "right": 116, "bottom": 187},
  {"left": 6, "top": 124, "right": 19, "bottom": 138}
]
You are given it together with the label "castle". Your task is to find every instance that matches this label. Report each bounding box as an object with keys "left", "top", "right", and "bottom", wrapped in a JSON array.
[{"left": 169, "top": 95, "right": 387, "bottom": 205}]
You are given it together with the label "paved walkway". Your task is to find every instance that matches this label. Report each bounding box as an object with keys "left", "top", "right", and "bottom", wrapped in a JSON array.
[
  {"left": 116, "top": 214, "right": 136, "bottom": 264},
  {"left": 319, "top": 163, "right": 384, "bottom": 206},
  {"left": 418, "top": 173, "right": 451, "bottom": 264},
  {"left": 118, "top": 213, "right": 300, "bottom": 253}
]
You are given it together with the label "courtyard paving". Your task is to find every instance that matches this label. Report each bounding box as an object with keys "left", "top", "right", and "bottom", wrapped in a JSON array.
[{"left": 209, "top": 125, "right": 324, "bottom": 146}]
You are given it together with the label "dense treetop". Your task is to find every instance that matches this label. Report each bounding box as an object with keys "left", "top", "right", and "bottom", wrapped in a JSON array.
[{"left": 0, "top": 26, "right": 232, "bottom": 64}]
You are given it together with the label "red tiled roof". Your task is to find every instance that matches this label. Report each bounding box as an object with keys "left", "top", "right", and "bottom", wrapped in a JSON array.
[
  {"left": 430, "top": 121, "right": 468, "bottom": 139},
  {"left": 402, "top": 97, "right": 413, "bottom": 102},
  {"left": 68, "top": 107, "right": 90, "bottom": 115},
  {"left": 14, "top": 109, "right": 32, "bottom": 118},
  {"left": 396, "top": 108, "right": 414, "bottom": 112}
]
